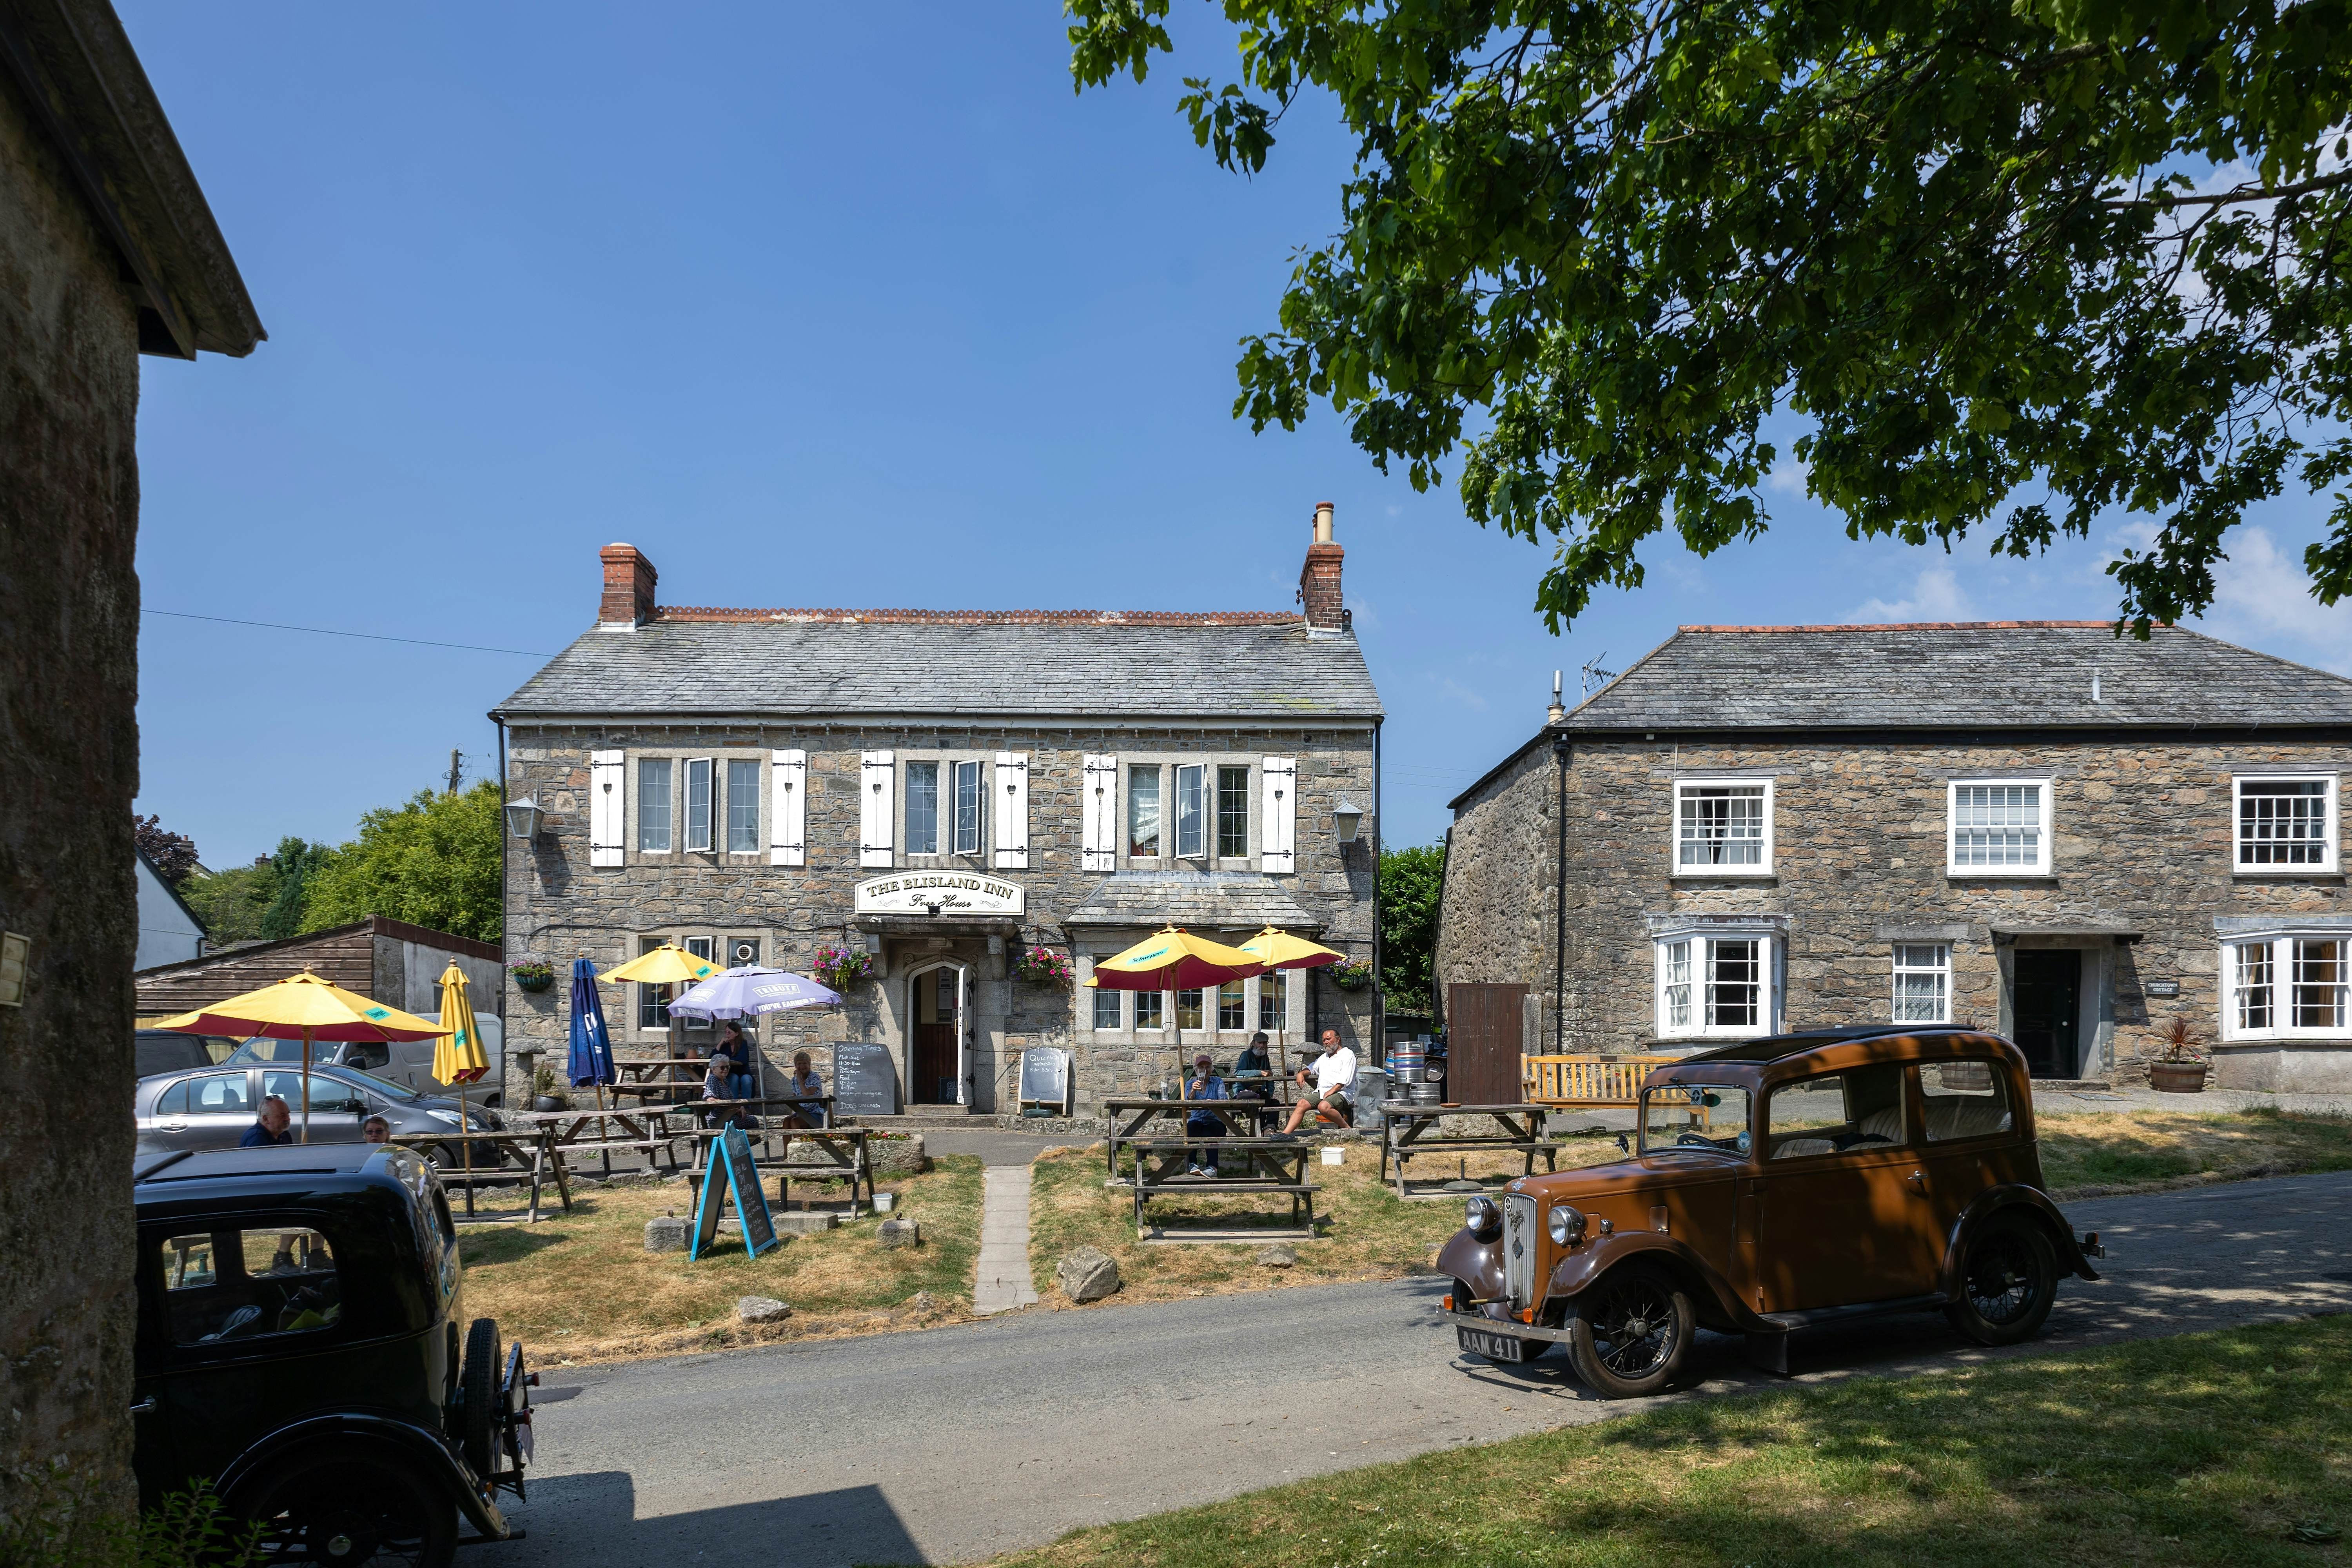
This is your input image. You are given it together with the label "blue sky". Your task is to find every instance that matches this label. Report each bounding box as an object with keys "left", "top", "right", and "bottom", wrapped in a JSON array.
[{"left": 124, "top": 3, "right": 2352, "bottom": 869}]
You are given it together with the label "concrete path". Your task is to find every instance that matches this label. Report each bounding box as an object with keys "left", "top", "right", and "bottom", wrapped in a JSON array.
[
  {"left": 501, "top": 1170, "right": 2352, "bottom": 1568},
  {"left": 971, "top": 1165, "right": 1041, "bottom": 1315}
]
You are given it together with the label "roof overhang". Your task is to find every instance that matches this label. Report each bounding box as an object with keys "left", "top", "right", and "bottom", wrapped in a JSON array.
[{"left": 1989, "top": 923, "right": 2144, "bottom": 943}]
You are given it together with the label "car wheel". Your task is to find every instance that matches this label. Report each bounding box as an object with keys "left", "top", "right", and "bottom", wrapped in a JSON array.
[
  {"left": 459, "top": 1318, "right": 502, "bottom": 1478},
  {"left": 1564, "top": 1265, "right": 1694, "bottom": 1399},
  {"left": 1945, "top": 1214, "right": 2058, "bottom": 1346},
  {"left": 238, "top": 1449, "right": 456, "bottom": 1567}
]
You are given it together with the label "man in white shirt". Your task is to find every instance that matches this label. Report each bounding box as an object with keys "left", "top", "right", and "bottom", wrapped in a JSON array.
[{"left": 1279, "top": 1029, "right": 1356, "bottom": 1135}]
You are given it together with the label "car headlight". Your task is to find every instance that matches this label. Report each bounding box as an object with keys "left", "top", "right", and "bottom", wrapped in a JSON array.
[
  {"left": 426, "top": 1110, "right": 463, "bottom": 1127},
  {"left": 1547, "top": 1204, "right": 1586, "bottom": 1246},
  {"left": 1464, "top": 1195, "right": 1502, "bottom": 1240}
]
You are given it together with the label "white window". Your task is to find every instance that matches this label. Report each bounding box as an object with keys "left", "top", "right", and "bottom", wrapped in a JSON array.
[
  {"left": 1655, "top": 934, "right": 1774, "bottom": 1038},
  {"left": 2235, "top": 775, "right": 2338, "bottom": 874},
  {"left": 682, "top": 757, "right": 714, "bottom": 853},
  {"left": 1174, "top": 763, "right": 1207, "bottom": 859},
  {"left": 1135, "top": 990, "right": 1164, "bottom": 1031},
  {"left": 953, "top": 759, "right": 985, "bottom": 856},
  {"left": 2223, "top": 934, "right": 2352, "bottom": 1038},
  {"left": 1258, "top": 973, "right": 1289, "bottom": 1034},
  {"left": 905, "top": 761, "right": 940, "bottom": 855},
  {"left": 1892, "top": 944, "right": 1951, "bottom": 1025},
  {"left": 1947, "top": 779, "right": 2052, "bottom": 875},
  {"left": 724, "top": 759, "right": 760, "bottom": 853},
  {"left": 1091, "top": 984, "right": 1123, "bottom": 1032},
  {"left": 637, "top": 758, "right": 673, "bottom": 853},
  {"left": 1673, "top": 780, "right": 1772, "bottom": 875},
  {"left": 1129, "top": 766, "right": 1163, "bottom": 859},
  {"left": 1218, "top": 982, "right": 1247, "bottom": 1031}
]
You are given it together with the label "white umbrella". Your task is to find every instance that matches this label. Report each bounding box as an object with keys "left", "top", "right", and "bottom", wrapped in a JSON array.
[{"left": 665, "top": 965, "right": 840, "bottom": 1018}]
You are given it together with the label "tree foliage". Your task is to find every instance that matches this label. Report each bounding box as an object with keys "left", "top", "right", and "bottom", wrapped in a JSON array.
[
  {"left": 1378, "top": 841, "right": 1446, "bottom": 1013},
  {"left": 1069, "top": 0, "right": 2352, "bottom": 632},
  {"left": 133, "top": 815, "right": 199, "bottom": 886},
  {"left": 299, "top": 781, "right": 503, "bottom": 944},
  {"left": 178, "top": 842, "right": 305, "bottom": 945}
]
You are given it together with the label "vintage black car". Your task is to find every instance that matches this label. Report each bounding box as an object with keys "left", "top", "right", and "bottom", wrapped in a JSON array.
[{"left": 132, "top": 1143, "right": 533, "bottom": 1565}]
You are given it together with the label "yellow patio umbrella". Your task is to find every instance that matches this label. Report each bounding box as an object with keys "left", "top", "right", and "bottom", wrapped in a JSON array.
[
  {"left": 1237, "top": 928, "right": 1348, "bottom": 1085},
  {"left": 152, "top": 972, "right": 442, "bottom": 1143},
  {"left": 599, "top": 944, "right": 724, "bottom": 985},
  {"left": 432, "top": 964, "right": 490, "bottom": 1187},
  {"left": 1084, "top": 927, "right": 1265, "bottom": 1098}
]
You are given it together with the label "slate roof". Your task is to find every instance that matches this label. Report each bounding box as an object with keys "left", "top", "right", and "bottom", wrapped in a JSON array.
[
  {"left": 492, "top": 615, "right": 1382, "bottom": 722},
  {"left": 1572, "top": 622, "right": 2352, "bottom": 731},
  {"left": 1064, "top": 872, "right": 1324, "bottom": 932}
]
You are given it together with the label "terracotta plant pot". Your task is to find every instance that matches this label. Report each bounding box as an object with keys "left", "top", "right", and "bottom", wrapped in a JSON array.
[{"left": 2149, "top": 1060, "right": 2209, "bottom": 1094}]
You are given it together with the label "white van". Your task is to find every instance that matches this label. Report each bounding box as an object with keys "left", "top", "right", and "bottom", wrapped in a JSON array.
[{"left": 225, "top": 1012, "right": 506, "bottom": 1105}]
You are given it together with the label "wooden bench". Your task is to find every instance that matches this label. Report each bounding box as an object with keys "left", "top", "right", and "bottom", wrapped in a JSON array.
[
  {"left": 1123, "top": 1138, "right": 1319, "bottom": 1241},
  {"left": 1377, "top": 1102, "right": 1559, "bottom": 1199},
  {"left": 684, "top": 1125, "right": 873, "bottom": 1216},
  {"left": 1522, "top": 1054, "right": 1684, "bottom": 1111},
  {"left": 386, "top": 1130, "right": 572, "bottom": 1222}
]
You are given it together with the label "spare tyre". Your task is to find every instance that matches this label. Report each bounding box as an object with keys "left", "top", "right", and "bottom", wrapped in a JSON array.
[{"left": 459, "top": 1317, "right": 501, "bottom": 1477}]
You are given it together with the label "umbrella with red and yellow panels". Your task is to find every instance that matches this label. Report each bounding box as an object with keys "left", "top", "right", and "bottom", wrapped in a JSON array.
[
  {"left": 152, "top": 972, "right": 443, "bottom": 1143},
  {"left": 1084, "top": 928, "right": 1264, "bottom": 1098}
]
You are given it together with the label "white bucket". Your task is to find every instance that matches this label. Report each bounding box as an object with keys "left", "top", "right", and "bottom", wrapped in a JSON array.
[{"left": 1320, "top": 1146, "right": 1345, "bottom": 1166}]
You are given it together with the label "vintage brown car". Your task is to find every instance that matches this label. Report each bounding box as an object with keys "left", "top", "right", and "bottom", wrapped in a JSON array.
[{"left": 1436, "top": 1026, "right": 2104, "bottom": 1397}]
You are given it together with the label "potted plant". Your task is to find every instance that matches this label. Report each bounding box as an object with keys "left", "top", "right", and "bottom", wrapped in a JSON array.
[
  {"left": 1013, "top": 945, "right": 1072, "bottom": 987},
  {"left": 1330, "top": 960, "right": 1374, "bottom": 992},
  {"left": 814, "top": 944, "right": 875, "bottom": 991},
  {"left": 530, "top": 1062, "right": 570, "bottom": 1112},
  {"left": 511, "top": 961, "right": 556, "bottom": 994},
  {"left": 2148, "top": 1016, "right": 2209, "bottom": 1093}
]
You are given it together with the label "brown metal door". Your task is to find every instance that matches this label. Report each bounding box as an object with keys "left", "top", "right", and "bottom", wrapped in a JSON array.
[{"left": 1445, "top": 983, "right": 1528, "bottom": 1106}]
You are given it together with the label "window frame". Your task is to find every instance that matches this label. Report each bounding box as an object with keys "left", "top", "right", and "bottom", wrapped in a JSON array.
[
  {"left": 1653, "top": 933, "right": 1777, "bottom": 1039},
  {"left": 1670, "top": 778, "right": 1775, "bottom": 878},
  {"left": 637, "top": 757, "right": 674, "bottom": 854},
  {"left": 1174, "top": 762, "right": 1207, "bottom": 860},
  {"left": 904, "top": 760, "right": 942, "bottom": 856},
  {"left": 1091, "top": 983, "right": 1123, "bottom": 1032},
  {"left": 1216, "top": 764, "right": 1251, "bottom": 861},
  {"left": 953, "top": 759, "right": 985, "bottom": 856},
  {"left": 1891, "top": 943, "right": 1953, "bottom": 1026},
  {"left": 1946, "top": 777, "right": 2054, "bottom": 877},
  {"left": 2232, "top": 773, "right": 2340, "bottom": 876},
  {"left": 682, "top": 757, "right": 715, "bottom": 853},
  {"left": 724, "top": 757, "right": 762, "bottom": 855},
  {"left": 2221, "top": 932, "right": 2352, "bottom": 1040},
  {"left": 1127, "top": 763, "right": 1164, "bottom": 861}
]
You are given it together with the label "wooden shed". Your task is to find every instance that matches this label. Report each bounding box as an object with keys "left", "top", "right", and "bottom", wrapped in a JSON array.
[{"left": 136, "top": 916, "right": 503, "bottom": 1022}]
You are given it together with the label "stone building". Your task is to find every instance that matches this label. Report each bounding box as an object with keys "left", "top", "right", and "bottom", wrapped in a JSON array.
[
  {"left": 492, "top": 508, "right": 1383, "bottom": 1115},
  {"left": 1437, "top": 622, "right": 2352, "bottom": 1093},
  {"left": 1, "top": 0, "right": 261, "bottom": 1515}
]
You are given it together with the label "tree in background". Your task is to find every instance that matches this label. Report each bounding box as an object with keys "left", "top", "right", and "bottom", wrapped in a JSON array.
[
  {"left": 259, "top": 839, "right": 332, "bottom": 942},
  {"left": 132, "top": 815, "right": 198, "bottom": 886},
  {"left": 299, "top": 781, "right": 502, "bottom": 944},
  {"left": 178, "top": 850, "right": 285, "bottom": 946},
  {"left": 1378, "top": 842, "right": 1445, "bottom": 1014},
  {"left": 1070, "top": 1, "right": 2352, "bottom": 633}
]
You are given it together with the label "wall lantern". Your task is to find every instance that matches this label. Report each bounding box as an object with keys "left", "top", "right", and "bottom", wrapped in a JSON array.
[
  {"left": 504, "top": 797, "right": 544, "bottom": 841},
  {"left": 1332, "top": 799, "right": 1364, "bottom": 843}
]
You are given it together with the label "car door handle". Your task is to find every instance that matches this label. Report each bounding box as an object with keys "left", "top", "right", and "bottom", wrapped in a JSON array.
[
  {"left": 1907, "top": 1169, "right": 1927, "bottom": 1192},
  {"left": 129, "top": 1397, "right": 158, "bottom": 1416}
]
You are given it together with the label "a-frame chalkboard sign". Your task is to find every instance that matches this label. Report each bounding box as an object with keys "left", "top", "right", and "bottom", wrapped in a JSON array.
[{"left": 690, "top": 1125, "right": 779, "bottom": 1260}]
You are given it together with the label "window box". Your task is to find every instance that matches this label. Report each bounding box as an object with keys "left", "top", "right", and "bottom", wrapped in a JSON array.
[
  {"left": 1655, "top": 933, "right": 1775, "bottom": 1038},
  {"left": 2234, "top": 775, "right": 2338, "bottom": 875},
  {"left": 1947, "top": 779, "right": 2052, "bottom": 877},
  {"left": 1672, "top": 779, "right": 1773, "bottom": 877}
]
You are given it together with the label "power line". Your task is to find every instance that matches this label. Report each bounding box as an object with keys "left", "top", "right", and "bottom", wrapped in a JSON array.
[{"left": 142, "top": 608, "right": 557, "bottom": 658}]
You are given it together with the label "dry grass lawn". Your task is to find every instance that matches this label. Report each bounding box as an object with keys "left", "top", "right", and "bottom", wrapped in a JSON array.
[
  {"left": 2038, "top": 1105, "right": 2352, "bottom": 1196},
  {"left": 975, "top": 1315, "right": 2352, "bottom": 1568},
  {"left": 457, "top": 1154, "right": 984, "bottom": 1365}
]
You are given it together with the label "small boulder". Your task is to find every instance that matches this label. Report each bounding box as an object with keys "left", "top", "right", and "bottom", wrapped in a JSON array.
[
  {"left": 643, "top": 1215, "right": 688, "bottom": 1253},
  {"left": 904, "top": 1290, "right": 940, "bottom": 1315},
  {"left": 878, "top": 1218, "right": 921, "bottom": 1250},
  {"left": 868, "top": 1134, "right": 928, "bottom": 1178},
  {"left": 1057, "top": 1246, "right": 1121, "bottom": 1303},
  {"left": 736, "top": 1295, "right": 792, "bottom": 1325},
  {"left": 775, "top": 1212, "right": 838, "bottom": 1236},
  {"left": 1256, "top": 1243, "right": 1297, "bottom": 1269}
]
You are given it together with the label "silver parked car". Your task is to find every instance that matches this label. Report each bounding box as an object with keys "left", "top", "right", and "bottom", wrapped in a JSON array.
[
  {"left": 223, "top": 1012, "right": 506, "bottom": 1105},
  {"left": 134, "top": 1061, "right": 504, "bottom": 1166}
]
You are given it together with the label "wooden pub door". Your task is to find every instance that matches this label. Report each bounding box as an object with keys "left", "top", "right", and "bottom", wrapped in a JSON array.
[
  {"left": 911, "top": 966, "right": 962, "bottom": 1105},
  {"left": 1445, "top": 983, "right": 1529, "bottom": 1106}
]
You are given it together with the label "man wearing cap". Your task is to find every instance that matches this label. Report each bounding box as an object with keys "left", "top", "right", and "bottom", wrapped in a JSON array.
[{"left": 1183, "top": 1054, "right": 1227, "bottom": 1176}]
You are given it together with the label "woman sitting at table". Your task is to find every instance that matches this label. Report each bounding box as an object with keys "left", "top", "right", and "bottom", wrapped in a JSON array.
[
  {"left": 779, "top": 1050, "right": 827, "bottom": 1129},
  {"left": 701, "top": 1051, "right": 739, "bottom": 1129},
  {"left": 1183, "top": 1053, "right": 1227, "bottom": 1176},
  {"left": 1230, "top": 1031, "right": 1274, "bottom": 1101}
]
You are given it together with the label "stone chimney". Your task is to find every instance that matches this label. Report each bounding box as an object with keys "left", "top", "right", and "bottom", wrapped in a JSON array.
[
  {"left": 599, "top": 543, "right": 657, "bottom": 626},
  {"left": 1299, "top": 501, "right": 1346, "bottom": 633}
]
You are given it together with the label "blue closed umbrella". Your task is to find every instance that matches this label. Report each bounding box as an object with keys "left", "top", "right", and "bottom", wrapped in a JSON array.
[{"left": 567, "top": 956, "right": 616, "bottom": 1089}]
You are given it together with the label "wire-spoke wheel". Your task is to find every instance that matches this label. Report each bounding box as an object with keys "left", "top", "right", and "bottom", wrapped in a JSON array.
[
  {"left": 1566, "top": 1265, "right": 1694, "bottom": 1399},
  {"left": 240, "top": 1452, "right": 456, "bottom": 1568},
  {"left": 1945, "top": 1215, "right": 2058, "bottom": 1347}
]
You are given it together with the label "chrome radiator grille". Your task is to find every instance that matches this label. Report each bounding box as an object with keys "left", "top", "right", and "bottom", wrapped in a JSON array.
[{"left": 1503, "top": 1193, "right": 1539, "bottom": 1306}]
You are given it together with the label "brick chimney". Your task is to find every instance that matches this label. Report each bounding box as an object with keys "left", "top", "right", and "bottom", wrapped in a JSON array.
[
  {"left": 599, "top": 543, "right": 657, "bottom": 626},
  {"left": 1299, "top": 501, "right": 1346, "bottom": 633}
]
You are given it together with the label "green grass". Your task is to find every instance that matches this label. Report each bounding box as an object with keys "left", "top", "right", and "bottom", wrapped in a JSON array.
[
  {"left": 2038, "top": 1107, "right": 2352, "bottom": 1194},
  {"left": 982, "top": 1316, "right": 2352, "bottom": 1568}
]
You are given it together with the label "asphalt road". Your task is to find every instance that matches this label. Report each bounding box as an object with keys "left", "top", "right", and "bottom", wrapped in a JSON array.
[{"left": 500, "top": 1171, "right": 2352, "bottom": 1568}]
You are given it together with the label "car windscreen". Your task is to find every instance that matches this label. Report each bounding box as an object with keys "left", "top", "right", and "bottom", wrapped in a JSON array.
[
  {"left": 1639, "top": 1083, "right": 1753, "bottom": 1156},
  {"left": 316, "top": 1064, "right": 423, "bottom": 1102}
]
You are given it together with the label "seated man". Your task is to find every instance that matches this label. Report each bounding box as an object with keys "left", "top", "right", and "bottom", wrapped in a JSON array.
[
  {"left": 702, "top": 1051, "right": 738, "bottom": 1129},
  {"left": 241, "top": 1095, "right": 294, "bottom": 1147},
  {"left": 1182, "top": 1054, "right": 1227, "bottom": 1176},
  {"left": 780, "top": 1051, "right": 827, "bottom": 1129},
  {"left": 1230, "top": 1031, "right": 1275, "bottom": 1101},
  {"left": 1278, "top": 1029, "right": 1356, "bottom": 1136}
]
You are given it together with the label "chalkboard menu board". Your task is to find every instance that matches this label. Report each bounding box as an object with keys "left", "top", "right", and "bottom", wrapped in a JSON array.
[
  {"left": 690, "top": 1126, "right": 779, "bottom": 1260},
  {"left": 1018, "top": 1047, "right": 1070, "bottom": 1113},
  {"left": 833, "top": 1043, "right": 897, "bottom": 1118}
]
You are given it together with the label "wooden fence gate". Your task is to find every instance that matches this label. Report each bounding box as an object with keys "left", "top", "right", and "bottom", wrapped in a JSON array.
[{"left": 1444, "top": 983, "right": 1528, "bottom": 1105}]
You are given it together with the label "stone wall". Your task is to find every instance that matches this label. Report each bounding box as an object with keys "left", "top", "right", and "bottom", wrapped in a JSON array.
[
  {"left": 1440, "top": 731, "right": 2352, "bottom": 1084},
  {"left": 502, "top": 723, "right": 1379, "bottom": 1109},
  {"left": 0, "top": 62, "right": 145, "bottom": 1508}
]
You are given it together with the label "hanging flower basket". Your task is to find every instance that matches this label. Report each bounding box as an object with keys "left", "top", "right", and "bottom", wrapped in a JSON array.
[
  {"left": 1329, "top": 961, "right": 1374, "bottom": 992},
  {"left": 510, "top": 962, "right": 555, "bottom": 993},
  {"left": 814, "top": 945, "right": 875, "bottom": 991},
  {"left": 1013, "top": 945, "right": 1073, "bottom": 987}
]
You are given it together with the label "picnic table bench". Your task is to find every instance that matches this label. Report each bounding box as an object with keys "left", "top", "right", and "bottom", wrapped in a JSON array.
[
  {"left": 503, "top": 1107, "right": 686, "bottom": 1178},
  {"left": 387, "top": 1129, "right": 572, "bottom": 1222},
  {"left": 683, "top": 1123, "right": 873, "bottom": 1215},
  {"left": 1377, "top": 1102, "right": 1561, "bottom": 1199},
  {"left": 1120, "top": 1137, "right": 1320, "bottom": 1241},
  {"left": 1102, "top": 1095, "right": 1289, "bottom": 1178}
]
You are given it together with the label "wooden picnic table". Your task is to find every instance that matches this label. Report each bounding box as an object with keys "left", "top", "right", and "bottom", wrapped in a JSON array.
[
  {"left": 386, "top": 1129, "right": 572, "bottom": 1222},
  {"left": 1377, "top": 1102, "right": 1560, "bottom": 1199},
  {"left": 504, "top": 1106, "right": 686, "bottom": 1178},
  {"left": 683, "top": 1124, "right": 873, "bottom": 1216},
  {"left": 1119, "top": 1136, "right": 1320, "bottom": 1240},
  {"left": 1102, "top": 1095, "right": 1289, "bottom": 1177}
]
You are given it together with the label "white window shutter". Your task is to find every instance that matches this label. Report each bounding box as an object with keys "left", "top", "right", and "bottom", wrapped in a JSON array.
[
  {"left": 1082, "top": 754, "right": 1117, "bottom": 872},
  {"left": 769, "top": 749, "right": 806, "bottom": 867},
  {"left": 861, "top": 750, "right": 896, "bottom": 867},
  {"left": 589, "top": 750, "right": 624, "bottom": 868},
  {"left": 1260, "top": 756, "right": 1297, "bottom": 873},
  {"left": 994, "top": 751, "right": 1029, "bottom": 869}
]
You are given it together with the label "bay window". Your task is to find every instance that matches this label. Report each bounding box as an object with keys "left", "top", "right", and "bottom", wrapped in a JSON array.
[
  {"left": 2235, "top": 775, "right": 2337, "bottom": 873},
  {"left": 1655, "top": 933, "right": 1775, "bottom": 1038},
  {"left": 2223, "top": 933, "right": 2352, "bottom": 1038},
  {"left": 1673, "top": 779, "right": 1772, "bottom": 875}
]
